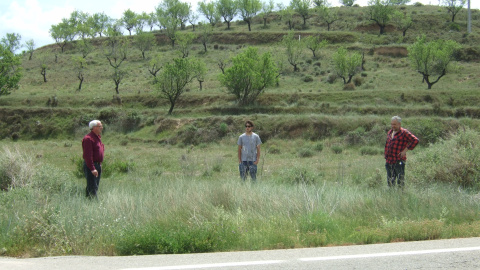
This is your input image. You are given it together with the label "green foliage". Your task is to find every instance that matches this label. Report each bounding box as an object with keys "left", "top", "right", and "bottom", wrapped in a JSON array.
[
  {"left": 360, "top": 146, "right": 381, "bottom": 156},
  {"left": 331, "top": 145, "right": 343, "bottom": 154},
  {"left": 367, "top": 0, "right": 395, "bottom": 35},
  {"left": 412, "top": 129, "right": 480, "bottom": 188},
  {"left": 408, "top": 35, "right": 461, "bottom": 89},
  {"left": 72, "top": 156, "right": 136, "bottom": 178},
  {"left": 276, "top": 166, "right": 319, "bottom": 185},
  {"left": 298, "top": 147, "right": 315, "bottom": 158},
  {"left": 0, "top": 43, "right": 22, "bottom": 96},
  {"left": 332, "top": 46, "right": 362, "bottom": 84},
  {"left": 220, "top": 46, "right": 278, "bottom": 106},
  {"left": 282, "top": 31, "right": 304, "bottom": 72},
  {"left": 156, "top": 57, "right": 206, "bottom": 114}
]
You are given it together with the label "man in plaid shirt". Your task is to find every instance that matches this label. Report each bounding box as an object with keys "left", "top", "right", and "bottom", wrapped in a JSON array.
[{"left": 384, "top": 116, "right": 419, "bottom": 187}]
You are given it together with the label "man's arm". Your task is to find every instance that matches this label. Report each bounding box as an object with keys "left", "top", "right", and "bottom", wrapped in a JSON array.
[
  {"left": 238, "top": 145, "right": 242, "bottom": 164},
  {"left": 254, "top": 145, "right": 261, "bottom": 165}
]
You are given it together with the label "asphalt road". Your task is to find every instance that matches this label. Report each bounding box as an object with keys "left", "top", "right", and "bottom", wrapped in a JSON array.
[{"left": 1, "top": 237, "right": 480, "bottom": 270}]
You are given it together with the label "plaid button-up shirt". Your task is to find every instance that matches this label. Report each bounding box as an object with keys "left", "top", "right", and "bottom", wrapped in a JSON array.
[{"left": 384, "top": 127, "right": 419, "bottom": 164}]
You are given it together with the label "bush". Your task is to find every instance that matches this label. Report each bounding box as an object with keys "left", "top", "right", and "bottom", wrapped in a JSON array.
[
  {"left": 0, "top": 146, "right": 37, "bottom": 190},
  {"left": 411, "top": 129, "right": 480, "bottom": 188},
  {"left": 327, "top": 74, "right": 337, "bottom": 84},
  {"left": 343, "top": 83, "right": 355, "bottom": 91},
  {"left": 313, "top": 142, "right": 324, "bottom": 152},
  {"left": 353, "top": 77, "right": 363, "bottom": 86},
  {"left": 298, "top": 147, "right": 315, "bottom": 158},
  {"left": 331, "top": 145, "right": 343, "bottom": 154}
]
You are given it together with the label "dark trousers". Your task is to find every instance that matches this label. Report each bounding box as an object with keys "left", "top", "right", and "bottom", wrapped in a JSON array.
[
  {"left": 386, "top": 161, "right": 405, "bottom": 187},
  {"left": 84, "top": 161, "right": 101, "bottom": 198}
]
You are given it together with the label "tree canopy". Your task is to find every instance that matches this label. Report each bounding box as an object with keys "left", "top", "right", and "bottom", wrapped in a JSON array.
[
  {"left": 408, "top": 35, "right": 460, "bottom": 89},
  {"left": 220, "top": 47, "right": 278, "bottom": 105},
  {"left": 0, "top": 43, "right": 22, "bottom": 96}
]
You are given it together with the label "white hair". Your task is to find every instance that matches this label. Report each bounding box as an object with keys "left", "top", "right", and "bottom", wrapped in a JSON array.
[
  {"left": 391, "top": 116, "right": 402, "bottom": 123},
  {"left": 89, "top": 120, "right": 101, "bottom": 130}
]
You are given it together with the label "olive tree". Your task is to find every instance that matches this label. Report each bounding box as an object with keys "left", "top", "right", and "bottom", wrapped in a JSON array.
[
  {"left": 408, "top": 35, "right": 460, "bottom": 89},
  {"left": 332, "top": 46, "right": 362, "bottom": 84},
  {"left": 219, "top": 47, "right": 278, "bottom": 105},
  {"left": 156, "top": 58, "right": 206, "bottom": 115}
]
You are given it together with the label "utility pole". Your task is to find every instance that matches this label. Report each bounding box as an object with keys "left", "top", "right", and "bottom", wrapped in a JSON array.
[{"left": 467, "top": 0, "right": 471, "bottom": 33}]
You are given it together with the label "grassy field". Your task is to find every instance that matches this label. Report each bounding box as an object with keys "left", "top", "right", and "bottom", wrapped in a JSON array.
[{"left": 1, "top": 4, "right": 480, "bottom": 257}]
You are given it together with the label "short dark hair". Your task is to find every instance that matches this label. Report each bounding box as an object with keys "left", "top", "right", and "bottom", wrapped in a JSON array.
[{"left": 245, "top": 120, "right": 254, "bottom": 127}]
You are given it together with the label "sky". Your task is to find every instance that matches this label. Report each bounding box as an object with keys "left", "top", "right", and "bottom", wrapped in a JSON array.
[{"left": 1, "top": 0, "right": 478, "bottom": 51}]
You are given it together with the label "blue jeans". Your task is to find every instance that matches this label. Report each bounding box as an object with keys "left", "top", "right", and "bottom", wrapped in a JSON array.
[
  {"left": 386, "top": 161, "right": 405, "bottom": 187},
  {"left": 239, "top": 161, "right": 257, "bottom": 181}
]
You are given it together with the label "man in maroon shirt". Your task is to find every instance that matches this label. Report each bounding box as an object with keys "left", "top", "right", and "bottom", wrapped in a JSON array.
[
  {"left": 82, "top": 120, "right": 104, "bottom": 198},
  {"left": 384, "top": 116, "right": 419, "bottom": 187}
]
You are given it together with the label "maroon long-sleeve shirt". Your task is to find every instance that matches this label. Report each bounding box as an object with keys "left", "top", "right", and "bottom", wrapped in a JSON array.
[
  {"left": 82, "top": 131, "right": 104, "bottom": 171},
  {"left": 384, "top": 127, "right": 419, "bottom": 164}
]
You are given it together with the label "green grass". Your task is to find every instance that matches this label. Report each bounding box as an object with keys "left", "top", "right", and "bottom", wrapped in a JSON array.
[
  {"left": 1, "top": 4, "right": 480, "bottom": 257},
  {"left": 1, "top": 130, "right": 480, "bottom": 257}
]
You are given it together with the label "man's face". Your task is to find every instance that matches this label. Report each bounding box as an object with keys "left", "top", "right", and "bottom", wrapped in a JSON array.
[
  {"left": 93, "top": 122, "right": 103, "bottom": 135},
  {"left": 391, "top": 120, "right": 401, "bottom": 132}
]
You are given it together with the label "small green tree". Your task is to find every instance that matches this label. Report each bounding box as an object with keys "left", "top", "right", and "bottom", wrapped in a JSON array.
[
  {"left": 220, "top": 47, "right": 278, "bottom": 105},
  {"left": 1, "top": 33, "right": 22, "bottom": 54},
  {"left": 317, "top": 6, "right": 339, "bottom": 31},
  {"left": 408, "top": 35, "right": 460, "bottom": 89},
  {"left": 391, "top": 10, "right": 413, "bottom": 37},
  {"left": 198, "top": 0, "right": 220, "bottom": 26},
  {"left": 290, "top": 0, "right": 312, "bottom": 26},
  {"left": 75, "top": 39, "right": 94, "bottom": 59},
  {"left": 122, "top": 9, "right": 138, "bottom": 35},
  {"left": 216, "top": 0, "right": 237, "bottom": 29},
  {"left": 198, "top": 22, "right": 213, "bottom": 53},
  {"left": 72, "top": 56, "right": 87, "bottom": 91},
  {"left": 260, "top": 0, "right": 275, "bottom": 28},
  {"left": 236, "top": 0, "right": 262, "bottom": 31},
  {"left": 282, "top": 31, "right": 304, "bottom": 72},
  {"left": 367, "top": 0, "right": 394, "bottom": 35},
  {"left": 175, "top": 32, "right": 196, "bottom": 58},
  {"left": 332, "top": 47, "right": 362, "bottom": 84},
  {"left": 304, "top": 35, "right": 328, "bottom": 58},
  {"left": 134, "top": 31, "right": 156, "bottom": 59},
  {"left": 277, "top": 4, "right": 296, "bottom": 30},
  {"left": 0, "top": 43, "right": 22, "bottom": 96},
  {"left": 148, "top": 55, "right": 163, "bottom": 82},
  {"left": 443, "top": 0, "right": 466, "bottom": 22},
  {"left": 25, "top": 39, "right": 35, "bottom": 60},
  {"left": 156, "top": 58, "right": 206, "bottom": 114}
]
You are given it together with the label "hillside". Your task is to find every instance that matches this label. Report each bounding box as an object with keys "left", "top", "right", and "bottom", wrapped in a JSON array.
[{"left": 1, "top": 4, "right": 480, "bottom": 142}]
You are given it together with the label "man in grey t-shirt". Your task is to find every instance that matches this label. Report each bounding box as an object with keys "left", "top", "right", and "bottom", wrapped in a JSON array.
[{"left": 237, "top": 120, "right": 262, "bottom": 181}]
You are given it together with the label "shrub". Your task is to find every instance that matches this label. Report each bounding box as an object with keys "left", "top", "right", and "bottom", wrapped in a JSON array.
[
  {"left": 353, "top": 77, "right": 363, "bottom": 86},
  {"left": 0, "top": 146, "right": 37, "bottom": 190},
  {"left": 343, "top": 83, "right": 355, "bottom": 91},
  {"left": 331, "top": 145, "right": 343, "bottom": 154},
  {"left": 327, "top": 74, "right": 337, "bottom": 84},
  {"left": 411, "top": 129, "right": 480, "bottom": 188},
  {"left": 345, "top": 127, "right": 366, "bottom": 146},
  {"left": 298, "top": 147, "right": 315, "bottom": 158},
  {"left": 313, "top": 142, "right": 324, "bottom": 152},
  {"left": 303, "top": 76, "right": 314, "bottom": 82},
  {"left": 72, "top": 156, "right": 135, "bottom": 178}
]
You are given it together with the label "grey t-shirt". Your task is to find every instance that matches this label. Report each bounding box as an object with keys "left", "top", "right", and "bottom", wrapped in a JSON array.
[{"left": 237, "top": 132, "right": 262, "bottom": 162}]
